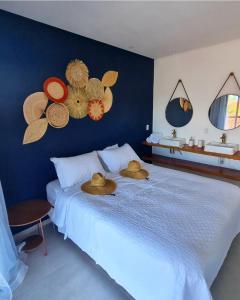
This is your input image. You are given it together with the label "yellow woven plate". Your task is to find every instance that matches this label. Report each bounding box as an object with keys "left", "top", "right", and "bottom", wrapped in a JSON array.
[
  {"left": 65, "top": 59, "right": 89, "bottom": 88},
  {"left": 65, "top": 86, "right": 89, "bottom": 119},
  {"left": 86, "top": 78, "right": 104, "bottom": 100},
  {"left": 46, "top": 103, "right": 69, "bottom": 128}
]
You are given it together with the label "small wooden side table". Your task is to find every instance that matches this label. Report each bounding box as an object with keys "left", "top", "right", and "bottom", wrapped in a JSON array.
[{"left": 8, "top": 199, "right": 51, "bottom": 256}]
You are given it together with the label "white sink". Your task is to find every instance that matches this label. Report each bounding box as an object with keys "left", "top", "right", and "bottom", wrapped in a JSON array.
[
  {"left": 159, "top": 137, "right": 186, "bottom": 148},
  {"left": 205, "top": 142, "right": 239, "bottom": 155}
]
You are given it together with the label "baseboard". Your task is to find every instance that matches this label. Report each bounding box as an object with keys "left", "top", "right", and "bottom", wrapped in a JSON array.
[{"left": 14, "top": 219, "right": 52, "bottom": 243}]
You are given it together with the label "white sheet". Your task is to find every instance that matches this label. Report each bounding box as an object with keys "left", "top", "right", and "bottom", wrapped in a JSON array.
[
  {"left": 48, "top": 163, "right": 240, "bottom": 300},
  {"left": 46, "top": 179, "right": 61, "bottom": 206}
]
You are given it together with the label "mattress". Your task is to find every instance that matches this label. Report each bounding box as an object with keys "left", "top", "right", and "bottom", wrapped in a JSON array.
[{"left": 47, "top": 163, "right": 240, "bottom": 300}]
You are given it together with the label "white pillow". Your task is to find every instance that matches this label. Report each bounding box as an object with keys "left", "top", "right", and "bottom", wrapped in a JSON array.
[
  {"left": 98, "top": 143, "right": 140, "bottom": 173},
  {"left": 104, "top": 144, "right": 118, "bottom": 150},
  {"left": 97, "top": 144, "right": 119, "bottom": 172},
  {"left": 50, "top": 151, "right": 105, "bottom": 189}
]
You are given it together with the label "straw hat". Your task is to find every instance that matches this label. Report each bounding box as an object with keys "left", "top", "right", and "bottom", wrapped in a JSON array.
[
  {"left": 65, "top": 86, "right": 88, "bottom": 119},
  {"left": 81, "top": 173, "right": 116, "bottom": 195},
  {"left": 120, "top": 160, "right": 149, "bottom": 180},
  {"left": 46, "top": 103, "right": 69, "bottom": 128}
]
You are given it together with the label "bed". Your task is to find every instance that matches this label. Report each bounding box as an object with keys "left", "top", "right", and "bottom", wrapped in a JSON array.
[{"left": 47, "top": 163, "right": 240, "bottom": 300}]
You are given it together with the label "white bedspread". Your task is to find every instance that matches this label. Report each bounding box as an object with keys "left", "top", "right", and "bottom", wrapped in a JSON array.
[{"left": 48, "top": 163, "right": 240, "bottom": 300}]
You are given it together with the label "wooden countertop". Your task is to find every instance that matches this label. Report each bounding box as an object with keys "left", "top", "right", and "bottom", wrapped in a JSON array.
[{"left": 143, "top": 141, "right": 240, "bottom": 161}]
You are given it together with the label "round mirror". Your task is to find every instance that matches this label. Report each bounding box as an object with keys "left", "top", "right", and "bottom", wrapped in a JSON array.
[
  {"left": 209, "top": 94, "right": 240, "bottom": 130},
  {"left": 165, "top": 97, "right": 193, "bottom": 127}
]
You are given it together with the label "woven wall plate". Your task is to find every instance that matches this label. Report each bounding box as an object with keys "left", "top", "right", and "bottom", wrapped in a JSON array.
[
  {"left": 88, "top": 99, "right": 104, "bottom": 121},
  {"left": 65, "top": 59, "right": 89, "bottom": 88},
  {"left": 179, "top": 98, "right": 185, "bottom": 109},
  {"left": 102, "top": 87, "right": 113, "bottom": 113},
  {"left": 102, "top": 71, "right": 118, "bottom": 87},
  {"left": 86, "top": 78, "right": 104, "bottom": 100},
  {"left": 43, "top": 77, "right": 68, "bottom": 103},
  {"left": 46, "top": 103, "right": 69, "bottom": 128},
  {"left": 23, "top": 118, "right": 48, "bottom": 144},
  {"left": 23, "top": 92, "right": 48, "bottom": 124},
  {"left": 65, "top": 86, "right": 88, "bottom": 119}
]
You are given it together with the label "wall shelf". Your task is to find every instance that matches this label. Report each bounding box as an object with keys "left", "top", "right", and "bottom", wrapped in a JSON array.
[
  {"left": 143, "top": 154, "right": 240, "bottom": 180},
  {"left": 143, "top": 141, "right": 240, "bottom": 160},
  {"left": 143, "top": 141, "right": 240, "bottom": 181}
]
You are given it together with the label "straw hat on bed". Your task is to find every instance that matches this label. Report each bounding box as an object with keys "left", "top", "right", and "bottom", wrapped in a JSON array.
[
  {"left": 120, "top": 160, "right": 149, "bottom": 180},
  {"left": 81, "top": 173, "right": 116, "bottom": 195}
]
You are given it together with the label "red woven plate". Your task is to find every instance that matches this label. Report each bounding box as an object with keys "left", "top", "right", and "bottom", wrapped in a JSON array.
[
  {"left": 88, "top": 99, "right": 104, "bottom": 121},
  {"left": 43, "top": 77, "right": 68, "bottom": 103}
]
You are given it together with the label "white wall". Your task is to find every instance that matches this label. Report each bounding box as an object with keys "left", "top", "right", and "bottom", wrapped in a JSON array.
[{"left": 153, "top": 39, "right": 240, "bottom": 169}]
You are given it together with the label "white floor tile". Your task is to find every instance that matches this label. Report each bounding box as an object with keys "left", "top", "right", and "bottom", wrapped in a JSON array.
[{"left": 13, "top": 224, "right": 240, "bottom": 300}]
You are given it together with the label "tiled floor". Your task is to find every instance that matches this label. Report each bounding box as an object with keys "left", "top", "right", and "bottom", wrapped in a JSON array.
[{"left": 13, "top": 224, "right": 240, "bottom": 300}]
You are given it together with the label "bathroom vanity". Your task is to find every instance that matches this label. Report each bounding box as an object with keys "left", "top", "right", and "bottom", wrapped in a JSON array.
[{"left": 143, "top": 141, "right": 240, "bottom": 181}]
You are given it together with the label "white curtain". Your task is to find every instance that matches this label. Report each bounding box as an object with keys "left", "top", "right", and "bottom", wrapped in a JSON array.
[{"left": 0, "top": 182, "right": 28, "bottom": 300}]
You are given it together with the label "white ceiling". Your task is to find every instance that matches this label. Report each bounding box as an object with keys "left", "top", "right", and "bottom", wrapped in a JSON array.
[{"left": 1, "top": 1, "right": 240, "bottom": 58}]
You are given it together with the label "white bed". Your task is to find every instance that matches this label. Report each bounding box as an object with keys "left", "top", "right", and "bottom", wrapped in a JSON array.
[{"left": 47, "top": 163, "right": 240, "bottom": 300}]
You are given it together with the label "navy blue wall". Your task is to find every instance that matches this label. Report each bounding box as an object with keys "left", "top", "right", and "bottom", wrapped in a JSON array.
[{"left": 0, "top": 10, "right": 153, "bottom": 207}]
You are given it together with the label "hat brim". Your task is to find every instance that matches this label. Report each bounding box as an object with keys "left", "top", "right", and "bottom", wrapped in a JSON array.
[
  {"left": 81, "top": 179, "right": 116, "bottom": 195},
  {"left": 120, "top": 169, "right": 149, "bottom": 180}
]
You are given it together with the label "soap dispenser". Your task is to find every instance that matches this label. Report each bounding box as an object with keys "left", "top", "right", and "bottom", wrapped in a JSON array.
[{"left": 188, "top": 137, "right": 194, "bottom": 147}]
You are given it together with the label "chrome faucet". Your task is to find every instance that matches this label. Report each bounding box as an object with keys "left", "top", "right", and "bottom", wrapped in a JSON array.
[
  {"left": 220, "top": 133, "right": 226, "bottom": 144},
  {"left": 172, "top": 129, "right": 177, "bottom": 139}
]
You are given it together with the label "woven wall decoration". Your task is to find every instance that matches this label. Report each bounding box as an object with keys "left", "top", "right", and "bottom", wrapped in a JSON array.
[
  {"left": 23, "top": 118, "right": 48, "bottom": 144},
  {"left": 102, "top": 71, "right": 118, "bottom": 87},
  {"left": 102, "top": 87, "right": 113, "bottom": 113},
  {"left": 23, "top": 92, "right": 48, "bottom": 124},
  {"left": 86, "top": 78, "right": 104, "bottom": 100},
  {"left": 65, "top": 59, "right": 89, "bottom": 88},
  {"left": 22, "top": 58, "right": 118, "bottom": 144},
  {"left": 43, "top": 77, "right": 68, "bottom": 103},
  {"left": 88, "top": 99, "right": 104, "bottom": 121},
  {"left": 65, "top": 86, "right": 88, "bottom": 119},
  {"left": 46, "top": 103, "right": 69, "bottom": 128}
]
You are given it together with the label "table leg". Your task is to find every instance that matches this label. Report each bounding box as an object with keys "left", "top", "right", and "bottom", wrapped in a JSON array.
[{"left": 39, "top": 219, "right": 48, "bottom": 256}]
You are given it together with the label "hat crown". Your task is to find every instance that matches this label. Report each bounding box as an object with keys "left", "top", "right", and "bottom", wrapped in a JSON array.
[
  {"left": 127, "top": 160, "right": 141, "bottom": 172},
  {"left": 91, "top": 173, "right": 106, "bottom": 187}
]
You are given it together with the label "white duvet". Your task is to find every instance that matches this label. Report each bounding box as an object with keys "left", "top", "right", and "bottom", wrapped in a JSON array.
[{"left": 48, "top": 163, "right": 240, "bottom": 300}]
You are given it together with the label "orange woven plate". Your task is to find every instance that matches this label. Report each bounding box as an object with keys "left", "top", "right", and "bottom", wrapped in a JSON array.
[
  {"left": 43, "top": 77, "right": 68, "bottom": 103},
  {"left": 88, "top": 99, "right": 104, "bottom": 121}
]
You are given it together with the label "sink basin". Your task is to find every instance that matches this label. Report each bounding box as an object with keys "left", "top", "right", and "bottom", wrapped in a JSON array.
[
  {"left": 205, "top": 142, "right": 239, "bottom": 155},
  {"left": 159, "top": 137, "right": 186, "bottom": 148}
]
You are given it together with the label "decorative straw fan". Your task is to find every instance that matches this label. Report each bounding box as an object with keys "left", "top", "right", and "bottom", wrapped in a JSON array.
[
  {"left": 102, "top": 71, "right": 118, "bottom": 87},
  {"left": 46, "top": 103, "right": 69, "bottom": 128},
  {"left": 86, "top": 78, "right": 104, "bottom": 100},
  {"left": 65, "top": 86, "right": 89, "bottom": 119},
  {"left": 102, "top": 87, "right": 113, "bottom": 113},
  {"left": 88, "top": 99, "right": 104, "bottom": 121},
  {"left": 65, "top": 59, "right": 89, "bottom": 88},
  {"left": 23, "top": 118, "right": 48, "bottom": 144},
  {"left": 23, "top": 92, "right": 48, "bottom": 124}
]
